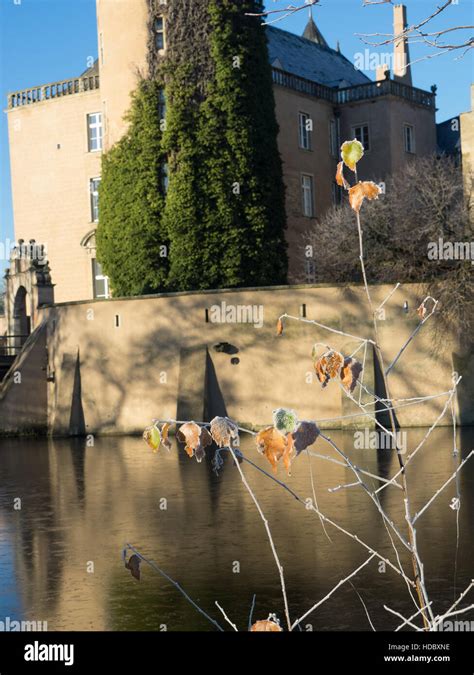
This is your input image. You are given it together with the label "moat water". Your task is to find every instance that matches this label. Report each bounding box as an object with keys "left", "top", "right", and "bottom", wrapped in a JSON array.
[{"left": 0, "top": 428, "right": 473, "bottom": 631}]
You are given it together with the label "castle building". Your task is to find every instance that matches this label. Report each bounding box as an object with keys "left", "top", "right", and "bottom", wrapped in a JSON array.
[{"left": 5, "top": 1, "right": 437, "bottom": 304}]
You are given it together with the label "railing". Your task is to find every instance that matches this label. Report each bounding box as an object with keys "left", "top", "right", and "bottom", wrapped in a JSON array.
[
  {"left": 271, "top": 67, "right": 435, "bottom": 110},
  {"left": 336, "top": 79, "right": 435, "bottom": 108},
  {"left": 8, "top": 75, "right": 100, "bottom": 109},
  {"left": 0, "top": 335, "right": 30, "bottom": 356}
]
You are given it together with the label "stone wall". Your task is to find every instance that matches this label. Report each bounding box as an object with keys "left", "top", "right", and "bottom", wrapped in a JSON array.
[{"left": 32, "top": 283, "right": 470, "bottom": 437}]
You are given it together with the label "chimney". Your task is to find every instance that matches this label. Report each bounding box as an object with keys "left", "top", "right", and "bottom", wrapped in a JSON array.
[
  {"left": 376, "top": 64, "right": 390, "bottom": 82},
  {"left": 393, "top": 4, "right": 412, "bottom": 85}
]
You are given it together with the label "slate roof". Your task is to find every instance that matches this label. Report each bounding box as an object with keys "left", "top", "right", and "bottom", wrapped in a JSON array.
[{"left": 266, "top": 25, "right": 371, "bottom": 89}]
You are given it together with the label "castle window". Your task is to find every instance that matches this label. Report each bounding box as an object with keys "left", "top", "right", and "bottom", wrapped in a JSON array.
[
  {"left": 298, "top": 112, "right": 312, "bottom": 150},
  {"left": 154, "top": 17, "right": 165, "bottom": 50},
  {"left": 304, "top": 259, "right": 316, "bottom": 284},
  {"left": 301, "top": 174, "right": 314, "bottom": 217},
  {"left": 162, "top": 163, "right": 169, "bottom": 193},
  {"left": 332, "top": 181, "right": 342, "bottom": 206},
  {"left": 329, "top": 119, "right": 338, "bottom": 157},
  {"left": 404, "top": 124, "right": 415, "bottom": 153},
  {"left": 92, "top": 259, "right": 110, "bottom": 299},
  {"left": 87, "top": 112, "right": 103, "bottom": 152},
  {"left": 159, "top": 88, "right": 166, "bottom": 120},
  {"left": 352, "top": 124, "right": 370, "bottom": 152},
  {"left": 90, "top": 178, "right": 101, "bottom": 222}
]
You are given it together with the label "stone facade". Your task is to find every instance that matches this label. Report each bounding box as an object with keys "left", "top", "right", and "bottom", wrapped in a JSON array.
[{"left": 6, "top": 1, "right": 437, "bottom": 301}]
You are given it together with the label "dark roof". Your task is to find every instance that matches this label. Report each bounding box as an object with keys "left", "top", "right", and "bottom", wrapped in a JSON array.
[
  {"left": 302, "top": 16, "right": 328, "bottom": 47},
  {"left": 79, "top": 59, "right": 99, "bottom": 78},
  {"left": 436, "top": 117, "right": 461, "bottom": 157},
  {"left": 266, "top": 25, "right": 371, "bottom": 89}
]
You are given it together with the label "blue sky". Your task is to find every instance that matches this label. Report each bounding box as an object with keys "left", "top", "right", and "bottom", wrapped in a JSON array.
[{"left": 0, "top": 0, "right": 472, "bottom": 276}]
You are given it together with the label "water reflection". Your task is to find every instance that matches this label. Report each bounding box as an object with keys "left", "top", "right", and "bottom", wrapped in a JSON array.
[{"left": 0, "top": 428, "right": 472, "bottom": 631}]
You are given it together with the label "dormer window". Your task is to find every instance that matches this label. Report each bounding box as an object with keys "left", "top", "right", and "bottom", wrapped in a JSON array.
[{"left": 154, "top": 17, "right": 165, "bottom": 50}]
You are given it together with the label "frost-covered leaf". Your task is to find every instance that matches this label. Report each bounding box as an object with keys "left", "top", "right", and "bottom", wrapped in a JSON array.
[
  {"left": 340, "top": 357, "right": 363, "bottom": 393},
  {"left": 336, "top": 161, "right": 350, "bottom": 189},
  {"left": 176, "top": 422, "right": 212, "bottom": 462},
  {"left": 417, "top": 302, "right": 427, "bottom": 319},
  {"left": 313, "top": 349, "right": 344, "bottom": 388},
  {"left": 250, "top": 620, "right": 282, "bottom": 632},
  {"left": 143, "top": 426, "right": 161, "bottom": 453},
  {"left": 276, "top": 318, "right": 284, "bottom": 336},
  {"left": 210, "top": 416, "right": 240, "bottom": 448},
  {"left": 293, "top": 421, "right": 320, "bottom": 455},
  {"left": 272, "top": 408, "right": 298, "bottom": 435},
  {"left": 348, "top": 181, "right": 381, "bottom": 213},
  {"left": 341, "top": 139, "right": 364, "bottom": 171}
]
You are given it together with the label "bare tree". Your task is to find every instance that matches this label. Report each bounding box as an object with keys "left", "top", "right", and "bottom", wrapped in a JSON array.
[
  {"left": 300, "top": 155, "right": 474, "bottom": 348},
  {"left": 249, "top": 0, "right": 473, "bottom": 60}
]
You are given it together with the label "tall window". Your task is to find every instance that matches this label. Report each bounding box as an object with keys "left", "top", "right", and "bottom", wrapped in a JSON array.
[
  {"left": 87, "top": 113, "right": 103, "bottom": 152},
  {"left": 332, "top": 181, "right": 342, "bottom": 206},
  {"left": 329, "top": 118, "right": 338, "bottom": 157},
  {"left": 404, "top": 124, "right": 415, "bottom": 153},
  {"left": 92, "top": 259, "right": 110, "bottom": 299},
  {"left": 158, "top": 88, "right": 166, "bottom": 120},
  {"left": 304, "top": 259, "right": 317, "bottom": 284},
  {"left": 90, "top": 178, "right": 101, "bottom": 222},
  {"left": 162, "top": 163, "right": 169, "bottom": 193},
  {"left": 352, "top": 124, "right": 370, "bottom": 151},
  {"left": 301, "top": 174, "right": 314, "bottom": 217},
  {"left": 298, "top": 112, "right": 312, "bottom": 150},
  {"left": 154, "top": 17, "right": 165, "bottom": 50}
]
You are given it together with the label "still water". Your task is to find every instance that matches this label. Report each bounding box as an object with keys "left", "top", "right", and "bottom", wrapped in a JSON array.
[{"left": 0, "top": 428, "right": 472, "bottom": 631}]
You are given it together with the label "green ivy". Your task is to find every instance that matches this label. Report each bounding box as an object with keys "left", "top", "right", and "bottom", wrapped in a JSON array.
[{"left": 96, "top": 79, "right": 169, "bottom": 297}]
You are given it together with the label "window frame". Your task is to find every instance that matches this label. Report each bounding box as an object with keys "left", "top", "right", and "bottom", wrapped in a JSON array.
[
  {"left": 92, "top": 259, "right": 110, "bottom": 300},
  {"left": 329, "top": 118, "right": 338, "bottom": 158},
  {"left": 89, "top": 177, "right": 101, "bottom": 223},
  {"left": 87, "top": 112, "right": 103, "bottom": 152},
  {"left": 154, "top": 15, "right": 166, "bottom": 51},
  {"left": 301, "top": 173, "right": 315, "bottom": 218},
  {"left": 351, "top": 123, "right": 370, "bottom": 152},
  {"left": 404, "top": 124, "right": 416, "bottom": 154},
  {"left": 298, "top": 111, "right": 312, "bottom": 151}
]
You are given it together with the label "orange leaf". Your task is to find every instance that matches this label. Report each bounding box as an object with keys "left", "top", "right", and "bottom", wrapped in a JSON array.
[
  {"left": 348, "top": 181, "right": 381, "bottom": 213},
  {"left": 161, "top": 422, "right": 172, "bottom": 450},
  {"left": 335, "top": 161, "right": 349, "bottom": 190},
  {"left": 176, "top": 422, "right": 212, "bottom": 463},
  {"left": 340, "top": 357, "right": 363, "bottom": 393},
  {"left": 256, "top": 426, "right": 287, "bottom": 474},
  {"left": 313, "top": 350, "right": 344, "bottom": 388},
  {"left": 250, "top": 620, "right": 282, "bottom": 632},
  {"left": 276, "top": 318, "right": 284, "bottom": 336}
]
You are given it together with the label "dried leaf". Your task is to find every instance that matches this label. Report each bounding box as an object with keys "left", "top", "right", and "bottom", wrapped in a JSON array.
[
  {"left": 256, "top": 426, "right": 290, "bottom": 474},
  {"left": 313, "top": 350, "right": 344, "bottom": 388},
  {"left": 417, "top": 303, "right": 427, "bottom": 320},
  {"left": 340, "top": 357, "right": 363, "bottom": 393},
  {"left": 276, "top": 318, "right": 284, "bottom": 336},
  {"left": 292, "top": 421, "right": 320, "bottom": 455},
  {"left": 125, "top": 554, "right": 141, "bottom": 581},
  {"left": 143, "top": 426, "right": 161, "bottom": 453},
  {"left": 348, "top": 181, "right": 381, "bottom": 213},
  {"left": 176, "top": 422, "right": 212, "bottom": 462},
  {"left": 341, "top": 139, "right": 364, "bottom": 171},
  {"left": 272, "top": 408, "right": 298, "bottom": 435},
  {"left": 335, "top": 161, "right": 350, "bottom": 189},
  {"left": 210, "top": 416, "right": 240, "bottom": 448},
  {"left": 250, "top": 620, "right": 282, "bottom": 632},
  {"left": 195, "top": 427, "right": 212, "bottom": 463},
  {"left": 161, "top": 422, "right": 172, "bottom": 450}
]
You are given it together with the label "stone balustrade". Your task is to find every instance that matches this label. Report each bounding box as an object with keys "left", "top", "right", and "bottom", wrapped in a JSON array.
[{"left": 8, "top": 75, "right": 100, "bottom": 109}]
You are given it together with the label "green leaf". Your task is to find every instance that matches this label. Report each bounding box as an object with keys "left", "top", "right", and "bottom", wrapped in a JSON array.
[{"left": 341, "top": 139, "right": 364, "bottom": 172}]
